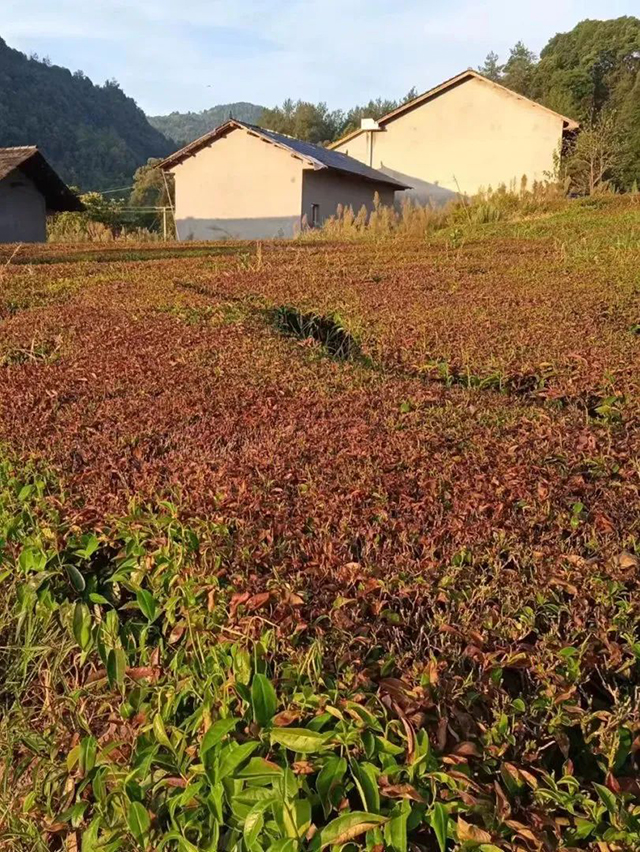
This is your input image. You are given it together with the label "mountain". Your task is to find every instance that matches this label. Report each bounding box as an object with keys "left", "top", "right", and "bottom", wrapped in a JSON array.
[
  {"left": 0, "top": 37, "right": 173, "bottom": 191},
  {"left": 149, "top": 103, "right": 265, "bottom": 145}
]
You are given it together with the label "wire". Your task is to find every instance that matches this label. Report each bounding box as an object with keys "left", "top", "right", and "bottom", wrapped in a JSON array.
[{"left": 86, "top": 184, "right": 135, "bottom": 195}]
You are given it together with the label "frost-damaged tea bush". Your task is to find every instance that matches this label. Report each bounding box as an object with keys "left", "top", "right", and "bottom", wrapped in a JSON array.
[
  {"left": 1, "top": 199, "right": 640, "bottom": 850},
  {"left": 1, "top": 456, "right": 640, "bottom": 851}
]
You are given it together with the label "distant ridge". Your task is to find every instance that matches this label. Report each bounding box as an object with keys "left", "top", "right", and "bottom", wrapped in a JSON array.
[
  {"left": 0, "top": 36, "right": 173, "bottom": 190},
  {"left": 149, "top": 103, "right": 265, "bottom": 145}
]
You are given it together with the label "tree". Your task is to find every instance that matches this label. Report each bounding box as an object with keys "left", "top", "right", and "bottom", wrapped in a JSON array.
[
  {"left": 338, "top": 88, "right": 418, "bottom": 138},
  {"left": 563, "top": 110, "right": 624, "bottom": 194},
  {"left": 259, "top": 100, "right": 343, "bottom": 144},
  {"left": 478, "top": 51, "right": 503, "bottom": 82},
  {"left": 502, "top": 41, "right": 537, "bottom": 96},
  {"left": 534, "top": 16, "right": 640, "bottom": 121},
  {"left": 130, "top": 158, "right": 173, "bottom": 208}
]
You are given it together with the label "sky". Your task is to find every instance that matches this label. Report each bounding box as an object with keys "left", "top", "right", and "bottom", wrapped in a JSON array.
[{"left": 3, "top": 1, "right": 638, "bottom": 116}]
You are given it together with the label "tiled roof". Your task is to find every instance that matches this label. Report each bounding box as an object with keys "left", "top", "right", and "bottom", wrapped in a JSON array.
[
  {"left": 0, "top": 146, "right": 38, "bottom": 181},
  {"left": 0, "top": 146, "right": 83, "bottom": 211}
]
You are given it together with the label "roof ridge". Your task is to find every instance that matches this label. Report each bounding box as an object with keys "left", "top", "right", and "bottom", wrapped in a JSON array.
[
  {"left": 329, "top": 69, "right": 579, "bottom": 149},
  {"left": 158, "top": 120, "right": 409, "bottom": 189}
]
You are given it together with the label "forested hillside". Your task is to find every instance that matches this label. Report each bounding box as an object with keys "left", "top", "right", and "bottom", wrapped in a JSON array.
[
  {"left": 2, "top": 16, "right": 638, "bottom": 194},
  {"left": 480, "top": 17, "right": 640, "bottom": 187},
  {"left": 0, "top": 37, "right": 172, "bottom": 191},
  {"left": 149, "top": 103, "right": 264, "bottom": 145}
]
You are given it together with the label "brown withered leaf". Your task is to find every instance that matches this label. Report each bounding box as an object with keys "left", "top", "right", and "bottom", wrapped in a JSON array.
[
  {"left": 229, "top": 592, "right": 250, "bottom": 616},
  {"left": 611, "top": 550, "right": 639, "bottom": 571},
  {"left": 292, "top": 761, "right": 315, "bottom": 775},
  {"left": 246, "top": 591, "right": 272, "bottom": 611},
  {"left": 272, "top": 710, "right": 300, "bottom": 727},
  {"left": 549, "top": 576, "right": 579, "bottom": 596},
  {"left": 505, "top": 819, "right": 541, "bottom": 845},
  {"left": 436, "top": 717, "right": 448, "bottom": 751},
  {"left": 392, "top": 700, "right": 416, "bottom": 764},
  {"left": 85, "top": 668, "right": 107, "bottom": 684},
  {"left": 378, "top": 678, "right": 416, "bottom": 702},
  {"left": 457, "top": 817, "right": 492, "bottom": 844},
  {"left": 494, "top": 780, "right": 511, "bottom": 819},
  {"left": 425, "top": 658, "right": 439, "bottom": 685},
  {"left": 442, "top": 754, "right": 470, "bottom": 766},
  {"left": 168, "top": 624, "right": 186, "bottom": 644},
  {"left": 44, "top": 823, "right": 68, "bottom": 835},
  {"left": 378, "top": 782, "right": 427, "bottom": 804},
  {"left": 127, "top": 666, "right": 161, "bottom": 683},
  {"left": 453, "top": 741, "right": 481, "bottom": 758},
  {"left": 517, "top": 767, "right": 539, "bottom": 789}
]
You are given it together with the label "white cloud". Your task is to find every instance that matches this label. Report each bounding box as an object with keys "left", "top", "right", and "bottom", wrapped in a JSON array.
[{"left": 3, "top": 0, "right": 636, "bottom": 114}]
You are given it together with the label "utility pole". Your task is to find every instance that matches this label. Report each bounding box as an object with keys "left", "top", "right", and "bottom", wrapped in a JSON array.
[{"left": 162, "top": 207, "right": 168, "bottom": 241}]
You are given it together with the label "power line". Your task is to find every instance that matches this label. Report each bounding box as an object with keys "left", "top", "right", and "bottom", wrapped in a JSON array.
[{"left": 86, "top": 184, "right": 134, "bottom": 195}]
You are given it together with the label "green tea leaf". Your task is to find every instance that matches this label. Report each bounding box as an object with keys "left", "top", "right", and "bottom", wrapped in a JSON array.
[
  {"left": 270, "top": 727, "right": 333, "bottom": 754},
  {"left": 127, "top": 800, "right": 150, "bottom": 844},
  {"left": 81, "top": 817, "right": 101, "bottom": 852},
  {"left": 236, "top": 756, "right": 283, "bottom": 778},
  {"left": 79, "top": 736, "right": 97, "bottom": 776},
  {"left": 593, "top": 782, "right": 617, "bottom": 814},
  {"left": 76, "top": 533, "right": 99, "bottom": 559},
  {"left": 200, "top": 717, "right": 239, "bottom": 759},
  {"left": 351, "top": 761, "right": 380, "bottom": 813},
  {"left": 385, "top": 805, "right": 409, "bottom": 852},
  {"left": 311, "top": 811, "right": 388, "bottom": 849},
  {"left": 251, "top": 672, "right": 277, "bottom": 727},
  {"left": 218, "top": 741, "right": 259, "bottom": 780},
  {"left": 106, "top": 647, "right": 126, "bottom": 689},
  {"left": 65, "top": 562, "right": 86, "bottom": 592},
  {"left": 73, "top": 601, "right": 92, "bottom": 651},
  {"left": 431, "top": 802, "right": 449, "bottom": 852},
  {"left": 136, "top": 588, "right": 158, "bottom": 622},
  {"left": 317, "top": 756, "right": 347, "bottom": 817},
  {"left": 244, "top": 798, "right": 273, "bottom": 848},
  {"left": 153, "top": 714, "right": 172, "bottom": 750}
]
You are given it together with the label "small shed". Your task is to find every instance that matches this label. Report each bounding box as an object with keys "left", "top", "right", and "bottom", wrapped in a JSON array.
[
  {"left": 159, "top": 120, "right": 409, "bottom": 241},
  {"left": 0, "top": 147, "right": 83, "bottom": 243}
]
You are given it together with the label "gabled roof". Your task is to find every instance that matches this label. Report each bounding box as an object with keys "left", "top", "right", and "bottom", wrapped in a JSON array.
[
  {"left": 158, "top": 120, "right": 410, "bottom": 189},
  {"left": 330, "top": 70, "right": 580, "bottom": 150},
  {"left": 0, "top": 147, "right": 83, "bottom": 211}
]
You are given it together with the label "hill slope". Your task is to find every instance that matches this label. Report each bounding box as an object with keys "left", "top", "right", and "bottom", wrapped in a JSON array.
[
  {"left": 0, "top": 37, "right": 173, "bottom": 191},
  {"left": 149, "top": 102, "right": 265, "bottom": 144}
]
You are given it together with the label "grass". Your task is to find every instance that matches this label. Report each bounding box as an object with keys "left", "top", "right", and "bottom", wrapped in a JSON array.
[{"left": 0, "top": 196, "right": 639, "bottom": 850}]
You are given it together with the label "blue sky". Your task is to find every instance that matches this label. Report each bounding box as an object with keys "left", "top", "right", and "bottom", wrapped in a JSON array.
[{"left": 3, "top": 1, "right": 638, "bottom": 115}]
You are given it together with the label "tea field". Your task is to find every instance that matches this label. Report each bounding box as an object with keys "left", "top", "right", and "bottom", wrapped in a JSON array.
[{"left": 0, "top": 196, "right": 639, "bottom": 850}]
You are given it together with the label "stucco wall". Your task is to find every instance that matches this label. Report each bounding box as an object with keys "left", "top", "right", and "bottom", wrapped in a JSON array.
[
  {"left": 171, "top": 128, "right": 304, "bottom": 240},
  {"left": 0, "top": 169, "right": 46, "bottom": 243},
  {"left": 301, "top": 169, "right": 396, "bottom": 226},
  {"left": 333, "top": 76, "right": 565, "bottom": 204}
]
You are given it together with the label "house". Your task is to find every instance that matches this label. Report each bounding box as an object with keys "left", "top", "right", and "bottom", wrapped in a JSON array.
[
  {"left": 158, "top": 119, "right": 409, "bottom": 241},
  {"left": 0, "top": 147, "right": 83, "bottom": 243},
  {"left": 330, "top": 70, "right": 579, "bottom": 205}
]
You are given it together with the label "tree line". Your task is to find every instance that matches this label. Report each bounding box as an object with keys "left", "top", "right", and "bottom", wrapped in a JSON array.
[
  {"left": 0, "top": 37, "right": 172, "bottom": 191},
  {"left": 258, "top": 17, "right": 640, "bottom": 192}
]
